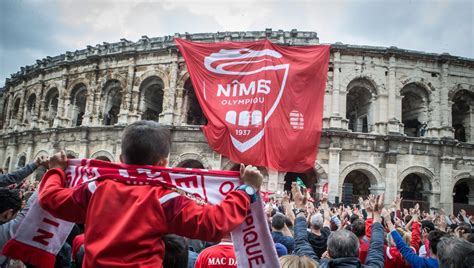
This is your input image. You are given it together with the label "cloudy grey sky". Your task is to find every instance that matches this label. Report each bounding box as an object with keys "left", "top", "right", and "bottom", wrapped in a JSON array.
[{"left": 0, "top": 0, "right": 472, "bottom": 87}]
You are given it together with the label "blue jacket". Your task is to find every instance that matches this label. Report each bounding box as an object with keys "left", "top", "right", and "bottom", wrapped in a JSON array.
[
  {"left": 391, "top": 230, "right": 438, "bottom": 268},
  {"left": 294, "top": 215, "right": 385, "bottom": 268},
  {"left": 0, "top": 163, "right": 37, "bottom": 187},
  {"left": 272, "top": 231, "right": 295, "bottom": 254}
]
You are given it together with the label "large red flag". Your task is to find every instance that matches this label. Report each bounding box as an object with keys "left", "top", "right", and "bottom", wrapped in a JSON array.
[{"left": 176, "top": 39, "right": 330, "bottom": 172}]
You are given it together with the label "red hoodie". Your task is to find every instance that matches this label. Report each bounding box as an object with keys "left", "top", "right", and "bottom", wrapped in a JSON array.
[
  {"left": 39, "top": 168, "right": 250, "bottom": 267},
  {"left": 384, "top": 221, "right": 421, "bottom": 268},
  {"left": 195, "top": 242, "right": 237, "bottom": 267}
]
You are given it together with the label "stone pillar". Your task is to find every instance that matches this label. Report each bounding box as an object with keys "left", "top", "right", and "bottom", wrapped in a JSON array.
[
  {"left": 470, "top": 104, "right": 474, "bottom": 142},
  {"left": 8, "top": 140, "right": 17, "bottom": 171},
  {"left": 439, "top": 156, "right": 454, "bottom": 214},
  {"left": 174, "top": 85, "right": 185, "bottom": 125},
  {"left": 384, "top": 152, "right": 398, "bottom": 206},
  {"left": 161, "top": 55, "right": 179, "bottom": 125},
  {"left": 440, "top": 62, "right": 454, "bottom": 138},
  {"left": 329, "top": 52, "right": 343, "bottom": 129},
  {"left": 128, "top": 85, "right": 141, "bottom": 122},
  {"left": 3, "top": 94, "right": 13, "bottom": 131},
  {"left": 63, "top": 99, "right": 71, "bottom": 126},
  {"left": 92, "top": 87, "right": 102, "bottom": 126},
  {"left": 267, "top": 169, "right": 279, "bottom": 193},
  {"left": 387, "top": 56, "right": 401, "bottom": 133},
  {"left": 328, "top": 147, "right": 342, "bottom": 202},
  {"left": 119, "top": 58, "right": 135, "bottom": 125},
  {"left": 54, "top": 95, "right": 66, "bottom": 128}
]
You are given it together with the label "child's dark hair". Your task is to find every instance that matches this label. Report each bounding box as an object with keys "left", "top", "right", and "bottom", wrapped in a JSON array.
[
  {"left": 163, "top": 235, "right": 189, "bottom": 268},
  {"left": 121, "top": 120, "right": 171, "bottom": 165},
  {"left": 0, "top": 188, "right": 22, "bottom": 214}
]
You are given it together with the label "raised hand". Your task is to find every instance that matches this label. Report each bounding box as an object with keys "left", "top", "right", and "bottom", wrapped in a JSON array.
[
  {"left": 239, "top": 164, "right": 263, "bottom": 191},
  {"left": 291, "top": 182, "right": 306, "bottom": 210},
  {"left": 35, "top": 155, "right": 50, "bottom": 169}
]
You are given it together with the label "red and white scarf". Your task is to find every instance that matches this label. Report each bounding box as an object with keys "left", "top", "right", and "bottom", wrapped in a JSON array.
[{"left": 3, "top": 159, "right": 279, "bottom": 267}]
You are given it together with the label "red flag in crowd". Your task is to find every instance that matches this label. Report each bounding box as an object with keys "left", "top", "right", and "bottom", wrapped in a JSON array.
[{"left": 176, "top": 39, "right": 330, "bottom": 172}]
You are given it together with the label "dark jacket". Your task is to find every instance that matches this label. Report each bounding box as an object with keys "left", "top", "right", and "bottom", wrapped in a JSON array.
[
  {"left": 308, "top": 227, "right": 330, "bottom": 258},
  {"left": 0, "top": 163, "right": 37, "bottom": 187},
  {"left": 272, "top": 231, "right": 295, "bottom": 254},
  {"left": 294, "top": 215, "right": 384, "bottom": 268}
]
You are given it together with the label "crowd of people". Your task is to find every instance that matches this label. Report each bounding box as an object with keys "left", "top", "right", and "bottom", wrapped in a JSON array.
[{"left": 0, "top": 120, "right": 473, "bottom": 267}]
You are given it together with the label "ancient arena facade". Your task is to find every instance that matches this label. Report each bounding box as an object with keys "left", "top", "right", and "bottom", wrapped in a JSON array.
[{"left": 1, "top": 30, "right": 473, "bottom": 213}]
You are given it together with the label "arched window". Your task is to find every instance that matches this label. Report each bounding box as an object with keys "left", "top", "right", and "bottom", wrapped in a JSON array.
[
  {"left": 400, "top": 173, "right": 431, "bottom": 211},
  {"left": 70, "top": 84, "right": 87, "bottom": 126},
  {"left": 452, "top": 90, "right": 473, "bottom": 142},
  {"left": 401, "top": 83, "right": 430, "bottom": 137},
  {"left": 103, "top": 80, "right": 122, "bottom": 126},
  {"left": 342, "top": 170, "right": 371, "bottom": 204},
  {"left": 139, "top": 76, "right": 164, "bottom": 121},
  {"left": 346, "top": 79, "right": 375, "bottom": 133},
  {"left": 11, "top": 98, "right": 20, "bottom": 121},
  {"left": 95, "top": 156, "right": 111, "bottom": 162},
  {"left": 183, "top": 79, "right": 206, "bottom": 125},
  {"left": 177, "top": 159, "right": 205, "bottom": 169},
  {"left": 44, "top": 88, "right": 59, "bottom": 127},
  {"left": 17, "top": 155, "right": 26, "bottom": 168},
  {"left": 25, "top": 94, "right": 37, "bottom": 124}
]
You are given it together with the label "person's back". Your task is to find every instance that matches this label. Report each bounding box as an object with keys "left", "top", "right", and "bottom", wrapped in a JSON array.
[
  {"left": 39, "top": 121, "right": 263, "bottom": 267},
  {"left": 194, "top": 240, "right": 237, "bottom": 268},
  {"left": 308, "top": 213, "right": 330, "bottom": 258}
]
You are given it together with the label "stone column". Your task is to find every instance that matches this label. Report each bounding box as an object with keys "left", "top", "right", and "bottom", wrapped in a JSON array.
[
  {"left": 384, "top": 152, "right": 398, "bottom": 206},
  {"left": 267, "top": 169, "right": 279, "bottom": 193},
  {"left": 174, "top": 85, "right": 185, "bottom": 125},
  {"left": 92, "top": 86, "right": 103, "bottom": 126},
  {"left": 54, "top": 95, "right": 66, "bottom": 127},
  {"left": 161, "top": 55, "right": 179, "bottom": 125},
  {"left": 387, "top": 56, "right": 401, "bottom": 133},
  {"left": 328, "top": 146, "right": 342, "bottom": 202},
  {"left": 128, "top": 85, "right": 141, "bottom": 122},
  {"left": 439, "top": 156, "right": 454, "bottom": 214},
  {"left": 8, "top": 139, "right": 17, "bottom": 171},
  {"left": 470, "top": 104, "right": 474, "bottom": 142},
  {"left": 329, "top": 52, "right": 343, "bottom": 129},
  {"left": 3, "top": 94, "right": 13, "bottom": 131},
  {"left": 63, "top": 99, "right": 71, "bottom": 126},
  {"left": 119, "top": 58, "right": 135, "bottom": 124},
  {"left": 440, "top": 62, "right": 454, "bottom": 138}
]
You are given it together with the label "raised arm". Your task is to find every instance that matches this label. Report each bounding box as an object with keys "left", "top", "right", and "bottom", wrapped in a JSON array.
[
  {"left": 0, "top": 156, "right": 48, "bottom": 187},
  {"left": 364, "top": 194, "right": 384, "bottom": 268}
]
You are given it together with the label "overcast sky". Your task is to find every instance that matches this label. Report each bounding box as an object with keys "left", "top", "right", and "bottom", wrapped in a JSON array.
[{"left": 0, "top": 0, "right": 472, "bottom": 87}]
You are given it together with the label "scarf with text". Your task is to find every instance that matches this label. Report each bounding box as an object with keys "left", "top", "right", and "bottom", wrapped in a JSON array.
[{"left": 3, "top": 159, "right": 279, "bottom": 268}]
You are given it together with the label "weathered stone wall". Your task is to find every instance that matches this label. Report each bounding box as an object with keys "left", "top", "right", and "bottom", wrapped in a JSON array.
[{"left": 1, "top": 30, "right": 473, "bottom": 213}]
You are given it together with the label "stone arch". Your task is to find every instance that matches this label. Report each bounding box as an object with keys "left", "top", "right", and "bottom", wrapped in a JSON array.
[
  {"left": 99, "top": 72, "right": 127, "bottom": 91},
  {"left": 171, "top": 153, "right": 211, "bottom": 170},
  {"left": 398, "top": 166, "right": 438, "bottom": 211},
  {"left": 400, "top": 76, "right": 436, "bottom": 93},
  {"left": 66, "top": 78, "right": 90, "bottom": 97},
  {"left": 65, "top": 150, "right": 79, "bottom": 159},
  {"left": 136, "top": 69, "right": 169, "bottom": 88},
  {"left": 341, "top": 74, "right": 382, "bottom": 94},
  {"left": 69, "top": 83, "right": 88, "bottom": 126},
  {"left": 138, "top": 75, "right": 165, "bottom": 121},
  {"left": 397, "top": 166, "right": 438, "bottom": 191},
  {"left": 182, "top": 78, "right": 206, "bottom": 125},
  {"left": 102, "top": 79, "right": 123, "bottom": 125},
  {"left": 450, "top": 86, "right": 474, "bottom": 142},
  {"left": 25, "top": 92, "right": 37, "bottom": 124},
  {"left": 176, "top": 72, "right": 190, "bottom": 88},
  {"left": 44, "top": 87, "right": 60, "bottom": 127},
  {"left": 339, "top": 162, "right": 383, "bottom": 188},
  {"left": 33, "top": 150, "right": 49, "bottom": 158},
  {"left": 90, "top": 150, "right": 115, "bottom": 162},
  {"left": 345, "top": 77, "right": 378, "bottom": 133},
  {"left": 10, "top": 97, "right": 21, "bottom": 121},
  {"left": 400, "top": 81, "right": 432, "bottom": 137},
  {"left": 16, "top": 152, "right": 27, "bottom": 168},
  {"left": 221, "top": 158, "right": 239, "bottom": 170},
  {"left": 453, "top": 171, "right": 474, "bottom": 206}
]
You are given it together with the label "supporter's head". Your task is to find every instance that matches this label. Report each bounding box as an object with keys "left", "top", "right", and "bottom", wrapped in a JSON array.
[
  {"left": 422, "top": 220, "right": 435, "bottom": 233},
  {"left": 327, "top": 229, "right": 359, "bottom": 259},
  {"left": 457, "top": 222, "right": 472, "bottom": 240},
  {"left": 271, "top": 213, "right": 286, "bottom": 231},
  {"left": 284, "top": 216, "right": 293, "bottom": 229},
  {"left": 279, "top": 255, "right": 319, "bottom": 268},
  {"left": 351, "top": 219, "right": 365, "bottom": 238},
  {"left": 467, "top": 233, "right": 474, "bottom": 243},
  {"left": 349, "top": 214, "right": 359, "bottom": 224},
  {"left": 310, "top": 213, "right": 323, "bottom": 230},
  {"left": 437, "top": 236, "right": 474, "bottom": 268},
  {"left": 0, "top": 188, "right": 21, "bottom": 223},
  {"left": 162, "top": 235, "right": 188, "bottom": 268},
  {"left": 404, "top": 215, "right": 412, "bottom": 224},
  {"left": 275, "top": 243, "right": 288, "bottom": 257},
  {"left": 120, "top": 120, "right": 171, "bottom": 166},
  {"left": 428, "top": 229, "right": 447, "bottom": 257}
]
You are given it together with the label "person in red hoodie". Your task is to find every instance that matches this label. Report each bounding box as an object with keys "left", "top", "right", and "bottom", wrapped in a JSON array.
[
  {"left": 39, "top": 120, "right": 263, "bottom": 267},
  {"left": 382, "top": 208, "right": 421, "bottom": 268}
]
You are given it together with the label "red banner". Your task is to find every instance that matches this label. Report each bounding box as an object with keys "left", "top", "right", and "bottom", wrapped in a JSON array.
[{"left": 176, "top": 39, "right": 330, "bottom": 172}]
